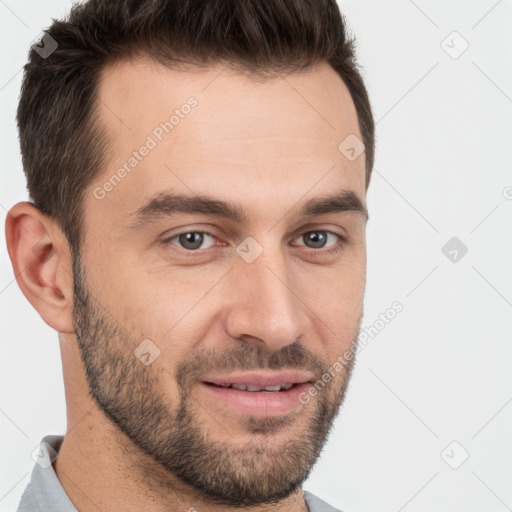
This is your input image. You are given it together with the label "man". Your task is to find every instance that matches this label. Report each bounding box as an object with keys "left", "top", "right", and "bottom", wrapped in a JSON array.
[{"left": 5, "top": 0, "right": 374, "bottom": 510}]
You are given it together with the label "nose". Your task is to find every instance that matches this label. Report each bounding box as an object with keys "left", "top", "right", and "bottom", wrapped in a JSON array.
[{"left": 224, "top": 242, "right": 309, "bottom": 352}]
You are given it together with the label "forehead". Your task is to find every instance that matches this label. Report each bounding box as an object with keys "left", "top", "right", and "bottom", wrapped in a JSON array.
[{"left": 88, "top": 57, "right": 365, "bottom": 227}]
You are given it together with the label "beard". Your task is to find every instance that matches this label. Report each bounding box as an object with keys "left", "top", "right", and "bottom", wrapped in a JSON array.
[{"left": 71, "top": 252, "right": 360, "bottom": 507}]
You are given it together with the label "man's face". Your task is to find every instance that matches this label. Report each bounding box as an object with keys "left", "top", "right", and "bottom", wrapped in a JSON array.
[{"left": 73, "top": 58, "right": 367, "bottom": 506}]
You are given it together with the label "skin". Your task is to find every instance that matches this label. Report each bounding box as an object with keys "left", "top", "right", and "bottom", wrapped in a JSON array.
[{"left": 5, "top": 58, "right": 367, "bottom": 512}]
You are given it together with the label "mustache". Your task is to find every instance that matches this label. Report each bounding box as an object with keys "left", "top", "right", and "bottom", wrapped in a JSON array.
[{"left": 174, "top": 339, "right": 329, "bottom": 389}]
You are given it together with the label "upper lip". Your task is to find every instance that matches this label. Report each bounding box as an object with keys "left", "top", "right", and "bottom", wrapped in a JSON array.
[{"left": 202, "top": 370, "right": 315, "bottom": 388}]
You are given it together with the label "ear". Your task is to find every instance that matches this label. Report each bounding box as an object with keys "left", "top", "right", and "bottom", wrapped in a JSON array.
[{"left": 5, "top": 201, "right": 75, "bottom": 333}]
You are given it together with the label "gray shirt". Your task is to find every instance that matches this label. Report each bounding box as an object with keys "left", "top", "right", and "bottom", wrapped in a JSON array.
[{"left": 17, "top": 435, "right": 344, "bottom": 512}]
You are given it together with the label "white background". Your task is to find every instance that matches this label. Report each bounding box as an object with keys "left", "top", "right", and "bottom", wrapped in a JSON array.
[{"left": 1, "top": 1, "right": 511, "bottom": 511}]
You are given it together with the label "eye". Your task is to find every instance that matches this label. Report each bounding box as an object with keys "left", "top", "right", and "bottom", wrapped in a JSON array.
[
  {"left": 165, "top": 231, "right": 217, "bottom": 251},
  {"left": 292, "top": 230, "right": 345, "bottom": 254},
  {"left": 161, "top": 229, "right": 346, "bottom": 257}
]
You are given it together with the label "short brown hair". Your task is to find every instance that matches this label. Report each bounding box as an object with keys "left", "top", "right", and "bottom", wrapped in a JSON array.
[{"left": 17, "top": 0, "right": 375, "bottom": 255}]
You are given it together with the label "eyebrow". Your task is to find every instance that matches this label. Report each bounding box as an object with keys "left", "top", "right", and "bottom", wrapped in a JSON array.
[{"left": 127, "top": 188, "right": 368, "bottom": 229}]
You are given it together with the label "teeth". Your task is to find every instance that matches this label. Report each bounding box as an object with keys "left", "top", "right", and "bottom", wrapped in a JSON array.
[
  {"left": 247, "top": 384, "right": 263, "bottom": 391},
  {"left": 226, "top": 383, "right": 294, "bottom": 391},
  {"left": 263, "top": 385, "right": 282, "bottom": 391}
]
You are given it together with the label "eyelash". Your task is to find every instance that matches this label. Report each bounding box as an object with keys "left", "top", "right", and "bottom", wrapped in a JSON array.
[{"left": 161, "top": 230, "right": 347, "bottom": 258}]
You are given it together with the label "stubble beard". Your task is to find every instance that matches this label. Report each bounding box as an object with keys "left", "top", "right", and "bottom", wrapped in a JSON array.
[{"left": 71, "top": 254, "right": 360, "bottom": 506}]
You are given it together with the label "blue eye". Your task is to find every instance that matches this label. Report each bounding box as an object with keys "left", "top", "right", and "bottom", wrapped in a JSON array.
[
  {"left": 292, "top": 230, "right": 347, "bottom": 257},
  {"left": 166, "top": 231, "right": 216, "bottom": 251},
  {"left": 297, "top": 231, "right": 340, "bottom": 250},
  {"left": 162, "top": 229, "right": 346, "bottom": 257}
]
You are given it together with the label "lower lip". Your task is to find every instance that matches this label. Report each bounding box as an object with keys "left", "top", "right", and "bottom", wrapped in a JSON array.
[{"left": 199, "top": 382, "right": 311, "bottom": 417}]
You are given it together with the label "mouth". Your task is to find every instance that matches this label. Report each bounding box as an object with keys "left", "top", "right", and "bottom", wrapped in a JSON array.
[
  {"left": 199, "top": 371, "right": 314, "bottom": 417},
  {"left": 204, "top": 382, "right": 298, "bottom": 392}
]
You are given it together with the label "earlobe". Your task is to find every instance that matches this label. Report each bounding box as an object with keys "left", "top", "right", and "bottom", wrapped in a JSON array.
[{"left": 5, "top": 201, "right": 75, "bottom": 333}]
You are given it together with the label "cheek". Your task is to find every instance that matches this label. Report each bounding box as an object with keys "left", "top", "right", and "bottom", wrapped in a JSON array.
[
  {"left": 303, "top": 261, "right": 366, "bottom": 353},
  {"left": 111, "top": 269, "right": 222, "bottom": 357},
  {"left": 306, "top": 253, "right": 366, "bottom": 309}
]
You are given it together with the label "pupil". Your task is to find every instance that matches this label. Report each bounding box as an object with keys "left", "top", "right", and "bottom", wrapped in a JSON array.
[
  {"left": 180, "top": 232, "right": 203, "bottom": 250},
  {"left": 306, "top": 231, "right": 326, "bottom": 249}
]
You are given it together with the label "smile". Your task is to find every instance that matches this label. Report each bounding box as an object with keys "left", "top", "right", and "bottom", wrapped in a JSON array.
[{"left": 199, "top": 371, "right": 314, "bottom": 417}]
